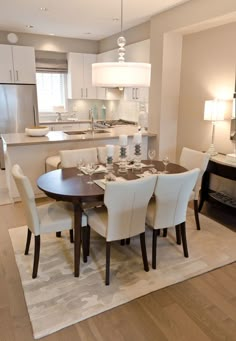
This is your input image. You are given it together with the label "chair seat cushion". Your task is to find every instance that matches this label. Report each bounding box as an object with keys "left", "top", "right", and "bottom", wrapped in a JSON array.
[
  {"left": 37, "top": 201, "right": 87, "bottom": 234},
  {"left": 86, "top": 206, "right": 108, "bottom": 238}
]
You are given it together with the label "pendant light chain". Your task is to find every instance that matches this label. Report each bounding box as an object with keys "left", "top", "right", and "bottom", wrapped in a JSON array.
[{"left": 117, "top": 0, "right": 126, "bottom": 63}]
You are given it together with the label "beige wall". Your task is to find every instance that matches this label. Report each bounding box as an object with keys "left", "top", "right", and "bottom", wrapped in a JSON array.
[
  {"left": 178, "top": 22, "right": 236, "bottom": 156},
  {"left": 149, "top": 0, "right": 236, "bottom": 161},
  {"left": 0, "top": 30, "right": 98, "bottom": 53}
]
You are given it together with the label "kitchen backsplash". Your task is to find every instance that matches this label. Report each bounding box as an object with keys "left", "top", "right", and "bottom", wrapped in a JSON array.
[{"left": 39, "top": 97, "right": 147, "bottom": 123}]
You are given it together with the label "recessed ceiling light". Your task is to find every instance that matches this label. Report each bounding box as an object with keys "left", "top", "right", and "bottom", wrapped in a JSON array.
[
  {"left": 40, "top": 7, "right": 48, "bottom": 11},
  {"left": 49, "top": 33, "right": 55, "bottom": 36},
  {"left": 26, "top": 25, "right": 34, "bottom": 29},
  {"left": 112, "top": 18, "right": 119, "bottom": 22},
  {"left": 84, "top": 32, "right": 91, "bottom": 35}
]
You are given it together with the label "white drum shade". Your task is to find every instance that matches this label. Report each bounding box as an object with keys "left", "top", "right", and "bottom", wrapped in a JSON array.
[{"left": 92, "top": 62, "right": 151, "bottom": 88}]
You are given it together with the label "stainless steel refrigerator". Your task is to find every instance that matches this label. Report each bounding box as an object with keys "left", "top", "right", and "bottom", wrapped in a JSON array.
[{"left": 0, "top": 84, "right": 39, "bottom": 169}]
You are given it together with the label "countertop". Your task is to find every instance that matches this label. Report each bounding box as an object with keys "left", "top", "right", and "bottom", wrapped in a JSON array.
[{"left": 2, "top": 126, "right": 156, "bottom": 146}]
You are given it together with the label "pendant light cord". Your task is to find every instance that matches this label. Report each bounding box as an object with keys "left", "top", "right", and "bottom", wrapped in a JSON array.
[{"left": 120, "top": 0, "right": 123, "bottom": 33}]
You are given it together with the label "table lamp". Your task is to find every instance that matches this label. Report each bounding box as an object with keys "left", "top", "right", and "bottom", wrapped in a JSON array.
[{"left": 204, "top": 99, "right": 225, "bottom": 156}]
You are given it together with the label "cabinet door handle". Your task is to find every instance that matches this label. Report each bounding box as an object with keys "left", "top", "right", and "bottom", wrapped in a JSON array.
[
  {"left": 16, "top": 70, "right": 19, "bottom": 81},
  {"left": 86, "top": 88, "right": 88, "bottom": 98},
  {"left": 81, "top": 88, "right": 83, "bottom": 98},
  {"left": 136, "top": 88, "right": 139, "bottom": 99},
  {"left": 9, "top": 70, "right": 12, "bottom": 82},
  {"left": 132, "top": 88, "right": 135, "bottom": 100}
]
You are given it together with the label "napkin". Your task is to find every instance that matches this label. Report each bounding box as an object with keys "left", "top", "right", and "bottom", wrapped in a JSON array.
[
  {"left": 81, "top": 165, "right": 108, "bottom": 175},
  {"left": 94, "top": 177, "right": 126, "bottom": 190}
]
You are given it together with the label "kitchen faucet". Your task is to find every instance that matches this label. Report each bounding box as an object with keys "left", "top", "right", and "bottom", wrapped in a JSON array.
[{"left": 89, "top": 109, "right": 95, "bottom": 133}]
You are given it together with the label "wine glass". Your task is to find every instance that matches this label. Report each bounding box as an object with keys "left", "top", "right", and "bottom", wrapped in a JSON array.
[
  {"left": 76, "top": 159, "right": 85, "bottom": 176},
  {"left": 86, "top": 163, "right": 98, "bottom": 184},
  {"left": 148, "top": 149, "right": 156, "bottom": 165},
  {"left": 162, "top": 156, "right": 169, "bottom": 173}
]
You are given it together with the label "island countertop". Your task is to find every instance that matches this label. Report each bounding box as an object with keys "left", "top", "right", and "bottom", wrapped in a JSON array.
[{"left": 2, "top": 126, "right": 156, "bottom": 146}]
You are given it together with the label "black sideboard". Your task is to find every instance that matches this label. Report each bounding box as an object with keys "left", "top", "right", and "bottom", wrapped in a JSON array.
[{"left": 199, "top": 154, "right": 236, "bottom": 211}]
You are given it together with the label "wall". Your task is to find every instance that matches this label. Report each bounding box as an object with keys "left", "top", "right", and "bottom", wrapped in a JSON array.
[
  {"left": 0, "top": 30, "right": 98, "bottom": 53},
  {"left": 178, "top": 22, "right": 236, "bottom": 156},
  {"left": 149, "top": 0, "right": 236, "bottom": 161}
]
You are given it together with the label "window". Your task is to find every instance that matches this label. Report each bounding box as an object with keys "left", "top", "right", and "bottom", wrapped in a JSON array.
[{"left": 36, "top": 72, "right": 67, "bottom": 112}]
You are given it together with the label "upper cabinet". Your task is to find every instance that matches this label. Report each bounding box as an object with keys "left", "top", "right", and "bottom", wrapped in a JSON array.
[
  {"left": 67, "top": 53, "right": 97, "bottom": 99},
  {"left": 0, "top": 45, "right": 36, "bottom": 84}
]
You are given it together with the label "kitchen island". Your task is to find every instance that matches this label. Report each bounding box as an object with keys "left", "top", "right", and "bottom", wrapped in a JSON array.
[{"left": 2, "top": 126, "right": 156, "bottom": 200}]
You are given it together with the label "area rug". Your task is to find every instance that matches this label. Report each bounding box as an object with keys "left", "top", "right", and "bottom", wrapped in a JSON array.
[{"left": 9, "top": 209, "right": 236, "bottom": 339}]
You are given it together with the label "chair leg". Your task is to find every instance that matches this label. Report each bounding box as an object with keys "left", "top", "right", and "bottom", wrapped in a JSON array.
[
  {"left": 82, "top": 225, "right": 90, "bottom": 263},
  {"left": 175, "top": 225, "right": 181, "bottom": 245},
  {"left": 194, "top": 199, "right": 201, "bottom": 230},
  {"left": 152, "top": 229, "right": 158, "bottom": 269},
  {"left": 120, "top": 239, "right": 125, "bottom": 245},
  {"left": 56, "top": 232, "right": 61, "bottom": 238},
  {"left": 140, "top": 232, "right": 149, "bottom": 272},
  {"left": 163, "top": 228, "right": 168, "bottom": 237},
  {"left": 24, "top": 228, "right": 32, "bottom": 255},
  {"left": 105, "top": 242, "right": 111, "bottom": 285},
  {"left": 125, "top": 238, "right": 130, "bottom": 245},
  {"left": 69, "top": 229, "right": 74, "bottom": 243},
  {"left": 180, "top": 222, "right": 189, "bottom": 258},
  {"left": 32, "top": 235, "right": 40, "bottom": 279}
]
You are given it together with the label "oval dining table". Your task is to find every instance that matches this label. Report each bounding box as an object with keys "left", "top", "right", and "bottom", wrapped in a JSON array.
[{"left": 37, "top": 160, "right": 186, "bottom": 277}]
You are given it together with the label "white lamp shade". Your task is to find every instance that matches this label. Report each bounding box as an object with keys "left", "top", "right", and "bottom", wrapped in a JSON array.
[
  {"left": 92, "top": 62, "right": 151, "bottom": 88},
  {"left": 204, "top": 99, "right": 225, "bottom": 121}
]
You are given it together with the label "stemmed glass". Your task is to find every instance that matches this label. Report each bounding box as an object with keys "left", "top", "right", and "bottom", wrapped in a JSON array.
[
  {"left": 76, "top": 159, "right": 85, "bottom": 176},
  {"left": 86, "top": 163, "right": 98, "bottom": 184},
  {"left": 162, "top": 156, "right": 169, "bottom": 173},
  {"left": 148, "top": 149, "right": 156, "bottom": 165}
]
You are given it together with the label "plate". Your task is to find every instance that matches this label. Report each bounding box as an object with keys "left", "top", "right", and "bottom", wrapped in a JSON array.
[{"left": 25, "top": 126, "right": 49, "bottom": 137}]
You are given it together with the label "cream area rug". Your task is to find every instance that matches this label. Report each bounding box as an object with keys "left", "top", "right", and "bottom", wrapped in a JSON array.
[{"left": 9, "top": 209, "right": 236, "bottom": 339}]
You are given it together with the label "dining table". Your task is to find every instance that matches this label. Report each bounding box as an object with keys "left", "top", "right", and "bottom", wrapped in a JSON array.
[{"left": 37, "top": 160, "right": 187, "bottom": 277}]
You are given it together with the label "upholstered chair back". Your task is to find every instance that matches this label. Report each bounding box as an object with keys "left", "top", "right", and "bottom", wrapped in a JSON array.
[
  {"left": 179, "top": 147, "right": 210, "bottom": 200},
  {"left": 150, "top": 169, "right": 200, "bottom": 229},
  {"left": 12, "top": 164, "right": 40, "bottom": 235},
  {"left": 60, "top": 147, "right": 98, "bottom": 168},
  {"left": 104, "top": 176, "right": 157, "bottom": 241}
]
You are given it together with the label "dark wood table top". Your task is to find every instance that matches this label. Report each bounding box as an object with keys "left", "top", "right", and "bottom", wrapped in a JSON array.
[{"left": 37, "top": 160, "right": 186, "bottom": 202}]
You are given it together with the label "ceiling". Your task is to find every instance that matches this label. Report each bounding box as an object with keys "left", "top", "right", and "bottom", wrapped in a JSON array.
[{"left": 0, "top": 0, "right": 191, "bottom": 41}]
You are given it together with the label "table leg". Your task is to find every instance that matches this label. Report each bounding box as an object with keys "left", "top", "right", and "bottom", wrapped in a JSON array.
[{"left": 73, "top": 203, "right": 82, "bottom": 277}]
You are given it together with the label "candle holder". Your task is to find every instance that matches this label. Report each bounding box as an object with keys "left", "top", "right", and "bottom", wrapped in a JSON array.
[
  {"left": 118, "top": 145, "right": 128, "bottom": 173},
  {"left": 133, "top": 143, "right": 142, "bottom": 171},
  {"left": 106, "top": 155, "right": 113, "bottom": 173}
]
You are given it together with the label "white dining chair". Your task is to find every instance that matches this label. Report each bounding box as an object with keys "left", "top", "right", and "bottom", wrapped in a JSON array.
[
  {"left": 146, "top": 168, "right": 200, "bottom": 269},
  {"left": 59, "top": 147, "right": 98, "bottom": 168},
  {"left": 84, "top": 176, "right": 157, "bottom": 285},
  {"left": 179, "top": 147, "right": 210, "bottom": 230},
  {"left": 45, "top": 155, "right": 61, "bottom": 172},
  {"left": 97, "top": 145, "right": 122, "bottom": 164},
  {"left": 12, "top": 164, "right": 88, "bottom": 278}
]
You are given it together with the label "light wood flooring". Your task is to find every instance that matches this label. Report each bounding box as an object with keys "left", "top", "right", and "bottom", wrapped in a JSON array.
[{"left": 0, "top": 201, "right": 236, "bottom": 341}]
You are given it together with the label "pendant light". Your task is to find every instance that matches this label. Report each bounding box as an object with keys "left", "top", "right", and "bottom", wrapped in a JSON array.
[{"left": 92, "top": 0, "right": 151, "bottom": 88}]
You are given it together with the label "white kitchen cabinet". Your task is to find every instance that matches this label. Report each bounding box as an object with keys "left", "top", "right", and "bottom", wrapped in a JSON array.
[
  {"left": 67, "top": 53, "right": 97, "bottom": 99},
  {"left": 124, "top": 87, "right": 149, "bottom": 102},
  {"left": 0, "top": 45, "right": 36, "bottom": 84}
]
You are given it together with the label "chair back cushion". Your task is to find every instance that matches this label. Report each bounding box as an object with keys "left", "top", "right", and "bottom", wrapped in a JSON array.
[
  {"left": 60, "top": 148, "right": 98, "bottom": 168},
  {"left": 97, "top": 145, "right": 121, "bottom": 164},
  {"left": 104, "top": 176, "right": 157, "bottom": 241},
  {"left": 149, "top": 168, "right": 200, "bottom": 229},
  {"left": 12, "top": 164, "right": 40, "bottom": 235},
  {"left": 179, "top": 147, "right": 210, "bottom": 199}
]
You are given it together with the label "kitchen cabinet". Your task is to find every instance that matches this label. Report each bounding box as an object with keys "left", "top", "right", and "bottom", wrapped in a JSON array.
[
  {"left": 67, "top": 53, "right": 97, "bottom": 99},
  {"left": 124, "top": 87, "right": 149, "bottom": 102},
  {"left": 0, "top": 45, "right": 36, "bottom": 84}
]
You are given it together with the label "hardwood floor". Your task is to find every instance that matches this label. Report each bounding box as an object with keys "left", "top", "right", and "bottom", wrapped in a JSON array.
[{"left": 0, "top": 201, "right": 236, "bottom": 341}]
